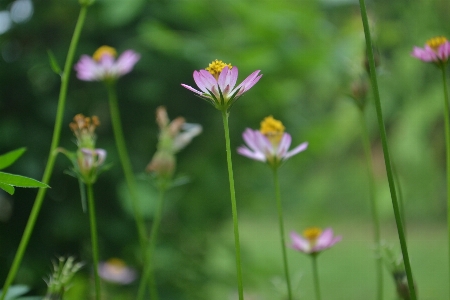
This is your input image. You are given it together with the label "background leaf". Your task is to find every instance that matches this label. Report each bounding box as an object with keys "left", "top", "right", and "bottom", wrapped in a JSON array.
[{"left": 0, "top": 148, "right": 26, "bottom": 170}]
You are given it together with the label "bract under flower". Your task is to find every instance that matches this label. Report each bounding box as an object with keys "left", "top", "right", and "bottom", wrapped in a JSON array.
[
  {"left": 237, "top": 116, "right": 308, "bottom": 169},
  {"left": 411, "top": 36, "right": 450, "bottom": 65},
  {"left": 74, "top": 45, "right": 140, "bottom": 82},
  {"left": 290, "top": 227, "right": 341, "bottom": 255},
  {"left": 181, "top": 59, "right": 262, "bottom": 112}
]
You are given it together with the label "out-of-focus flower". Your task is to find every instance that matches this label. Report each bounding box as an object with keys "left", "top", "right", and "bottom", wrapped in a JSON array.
[
  {"left": 74, "top": 45, "right": 140, "bottom": 82},
  {"left": 237, "top": 116, "right": 308, "bottom": 169},
  {"left": 146, "top": 106, "right": 201, "bottom": 181},
  {"left": 411, "top": 36, "right": 450, "bottom": 65},
  {"left": 181, "top": 59, "right": 262, "bottom": 111},
  {"left": 44, "top": 256, "right": 84, "bottom": 300},
  {"left": 98, "top": 258, "right": 137, "bottom": 285},
  {"left": 290, "top": 227, "right": 341, "bottom": 255},
  {"left": 69, "top": 114, "right": 100, "bottom": 149},
  {"left": 350, "top": 77, "right": 370, "bottom": 111},
  {"left": 59, "top": 114, "right": 108, "bottom": 186}
]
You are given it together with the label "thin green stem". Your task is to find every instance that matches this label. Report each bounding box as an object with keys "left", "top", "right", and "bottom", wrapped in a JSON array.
[
  {"left": 311, "top": 255, "right": 321, "bottom": 300},
  {"left": 106, "top": 84, "right": 148, "bottom": 259},
  {"left": 137, "top": 186, "right": 167, "bottom": 300},
  {"left": 272, "top": 168, "right": 292, "bottom": 300},
  {"left": 0, "top": 7, "right": 88, "bottom": 300},
  {"left": 221, "top": 110, "right": 244, "bottom": 300},
  {"left": 358, "top": 1, "right": 416, "bottom": 299},
  {"left": 87, "top": 183, "right": 101, "bottom": 300},
  {"left": 441, "top": 65, "right": 450, "bottom": 300},
  {"left": 392, "top": 161, "right": 406, "bottom": 238},
  {"left": 358, "top": 110, "right": 383, "bottom": 300}
]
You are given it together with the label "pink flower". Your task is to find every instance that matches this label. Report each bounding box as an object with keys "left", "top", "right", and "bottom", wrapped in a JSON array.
[
  {"left": 74, "top": 45, "right": 140, "bottom": 82},
  {"left": 181, "top": 59, "right": 262, "bottom": 111},
  {"left": 98, "top": 258, "right": 137, "bottom": 285},
  {"left": 237, "top": 116, "right": 308, "bottom": 168},
  {"left": 411, "top": 36, "right": 450, "bottom": 64},
  {"left": 290, "top": 227, "right": 341, "bottom": 255}
]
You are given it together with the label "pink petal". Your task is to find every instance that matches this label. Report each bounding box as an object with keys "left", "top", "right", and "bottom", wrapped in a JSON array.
[
  {"left": 290, "top": 231, "right": 310, "bottom": 253},
  {"left": 277, "top": 133, "right": 292, "bottom": 158},
  {"left": 438, "top": 41, "right": 450, "bottom": 61},
  {"left": 285, "top": 142, "right": 308, "bottom": 160},
  {"left": 181, "top": 84, "right": 203, "bottom": 95},
  {"left": 193, "top": 71, "right": 208, "bottom": 92},
  {"left": 237, "top": 146, "right": 266, "bottom": 162},
  {"left": 115, "top": 50, "right": 140, "bottom": 75}
]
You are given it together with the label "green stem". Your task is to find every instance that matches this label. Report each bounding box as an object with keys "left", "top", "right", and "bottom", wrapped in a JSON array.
[
  {"left": 87, "top": 183, "right": 101, "bottom": 300},
  {"left": 272, "top": 168, "right": 292, "bottom": 300},
  {"left": 392, "top": 160, "right": 406, "bottom": 238},
  {"left": 358, "top": 1, "right": 416, "bottom": 299},
  {"left": 137, "top": 186, "right": 166, "bottom": 300},
  {"left": 221, "top": 110, "right": 244, "bottom": 300},
  {"left": 0, "top": 7, "right": 88, "bottom": 300},
  {"left": 441, "top": 65, "right": 450, "bottom": 300},
  {"left": 358, "top": 110, "right": 383, "bottom": 300},
  {"left": 106, "top": 84, "right": 148, "bottom": 260},
  {"left": 311, "top": 255, "right": 322, "bottom": 300}
]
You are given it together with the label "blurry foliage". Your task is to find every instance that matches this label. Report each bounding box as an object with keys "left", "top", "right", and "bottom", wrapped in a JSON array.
[{"left": 0, "top": 0, "right": 449, "bottom": 298}]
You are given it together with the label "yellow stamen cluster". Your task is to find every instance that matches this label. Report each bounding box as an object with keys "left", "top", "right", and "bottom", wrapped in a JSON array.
[
  {"left": 303, "top": 227, "right": 322, "bottom": 242},
  {"left": 426, "top": 36, "right": 448, "bottom": 51},
  {"left": 206, "top": 59, "right": 232, "bottom": 79},
  {"left": 260, "top": 115, "right": 285, "bottom": 144},
  {"left": 107, "top": 258, "right": 126, "bottom": 268},
  {"left": 93, "top": 45, "right": 117, "bottom": 61}
]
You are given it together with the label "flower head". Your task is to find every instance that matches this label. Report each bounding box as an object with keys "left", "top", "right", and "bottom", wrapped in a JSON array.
[
  {"left": 45, "top": 257, "right": 84, "bottom": 299},
  {"left": 181, "top": 59, "right": 262, "bottom": 112},
  {"left": 98, "top": 258, "right": 137, "bottom": 285},
  {"left": 146, "top": 106, "right": 202, "bottom": 183},
  {"left": 237, "top": 116, "right": 308, "bottom": 169},
  {"left": 290, "top": 227, "right": 341, "bottom": 255},
  {"left": 411, "top": 36, "right": 450, "bottom": 65},
  {"left": 69, "top": 114, "right": 100, "bottom": 149},
  {"left": 74, "top": 45, "right": 140, "bottom": 82}
]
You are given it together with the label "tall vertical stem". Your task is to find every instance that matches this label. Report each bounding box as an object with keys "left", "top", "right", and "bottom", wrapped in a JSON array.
[
  {"left": 87, "top": 183, "right": 101, "bottom": 300},
  {"left": 441, "top": 66, "right": 450, "bottom": 299},
  {"left": 359, "top": 110, "right": 383, "bottom": 300},
  {"left": 272, "top": 168, "right": 293, "bottom": 300},
  {"left": 311, "top": 255, "right": 322, "bottom": 300},
  {"left": 106, "top": 84, "right": 148, "bottom": 258},
  {"left": 137, "top": 186, "right": 166, "bottom": 300},
  {"left": 358, "top": 1, "right": 416, "bottom": 298},
  {"left": 0, "top": 7, "right": 88, "bottom": 299},
  {"left": 221, "top": 110, "right": 244, "bottom": 300}
]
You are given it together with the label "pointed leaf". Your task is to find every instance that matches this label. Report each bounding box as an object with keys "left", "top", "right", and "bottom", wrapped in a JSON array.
[
  {"left": 0, "top": 172, "right": 49, "bottom": 188},
  {"left": 0, "top": 148, "right": 26, "bottom": 170},
  {"left": 47, "top": 49, "right": 62, "bottom": 75},
  {"left": 0, "top": 182, "right": 15, "bottom": 195}
]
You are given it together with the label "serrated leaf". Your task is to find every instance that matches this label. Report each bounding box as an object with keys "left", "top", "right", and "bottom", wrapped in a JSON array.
[
  {"left": 0, "top": 148, "right": 26, "bottom": 170},
  {"left": 0, "top": 182, "right": 15, "bottom": 195},
  {"left": 0, "top": 172, "right": 49, "bottom": 189},
  {"left": 47, "top": 49, "right": 62, "bottom": 75}
]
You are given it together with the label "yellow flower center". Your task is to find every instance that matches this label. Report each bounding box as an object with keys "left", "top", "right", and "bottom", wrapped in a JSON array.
[
  {"left": 260, "top": 115, "right": 285, "bottom": 144},
  {"left": 303, "top": 227, "right": 322, "bottom": 242},
  {"left": 93, "top": 45, "right": 117, "bottom": 61},
  {"left": 205, "top": 59, "right": 232, "bottom": 79},
  {"left": 107, "top": 258, "right": 126, "bottom": 268},
  {"left": 426, "top": 36, "right": 448, "bottom": 51}
]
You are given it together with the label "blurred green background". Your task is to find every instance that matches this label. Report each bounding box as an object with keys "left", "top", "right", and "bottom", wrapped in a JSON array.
[{"left": 0, "top": 0, "right": 449, "bottom": 299}]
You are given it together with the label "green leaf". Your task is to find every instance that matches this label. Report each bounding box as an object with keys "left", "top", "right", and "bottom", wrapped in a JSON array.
[
  {"left": 0, "top": 285, "right": 30, "bottom": 300},
  {"left": 0, "top": 148, "right": 26, "bottom": 170},
  {"left": 0, "top": 182, "right": 15, "bottom": 195},
  {"left": 47, "top": 49, "right": 62, "bottom": 75},
  {"left": 0, "top": 172, "right": 49, "bottom": 189}
]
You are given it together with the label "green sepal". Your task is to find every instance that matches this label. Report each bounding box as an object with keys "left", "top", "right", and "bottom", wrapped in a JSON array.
[
  {"left": 0, "top": 172, "right": 49, "bottom": 189},
  {"left": 0, "top": 148, "right": 26, "bottom": 170},
  {"left": 47, "top": 49, "right": 62, "bottom": 75}
]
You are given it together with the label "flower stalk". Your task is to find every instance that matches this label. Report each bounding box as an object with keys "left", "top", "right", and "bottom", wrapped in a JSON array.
[
  {"left": 106, "top": 83, "right": 148, "bottom": 261},
  {"left": 358, "top": 0, "right": 416, "bottom": 298},
  {"left": 273, "top": 168, "right": 293, "bottom": 300},
  {"left": 222, "top": 110, "right": 244, "bottom": 300},
  {"left": 0, "top": 6, "right": 88, "bottom": 300},
  {"left": 87, "top": 183, "right": 101, "bottom": 300},
  {"left": 311, "top": 254, "right": 322, "bottom": 300}
]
